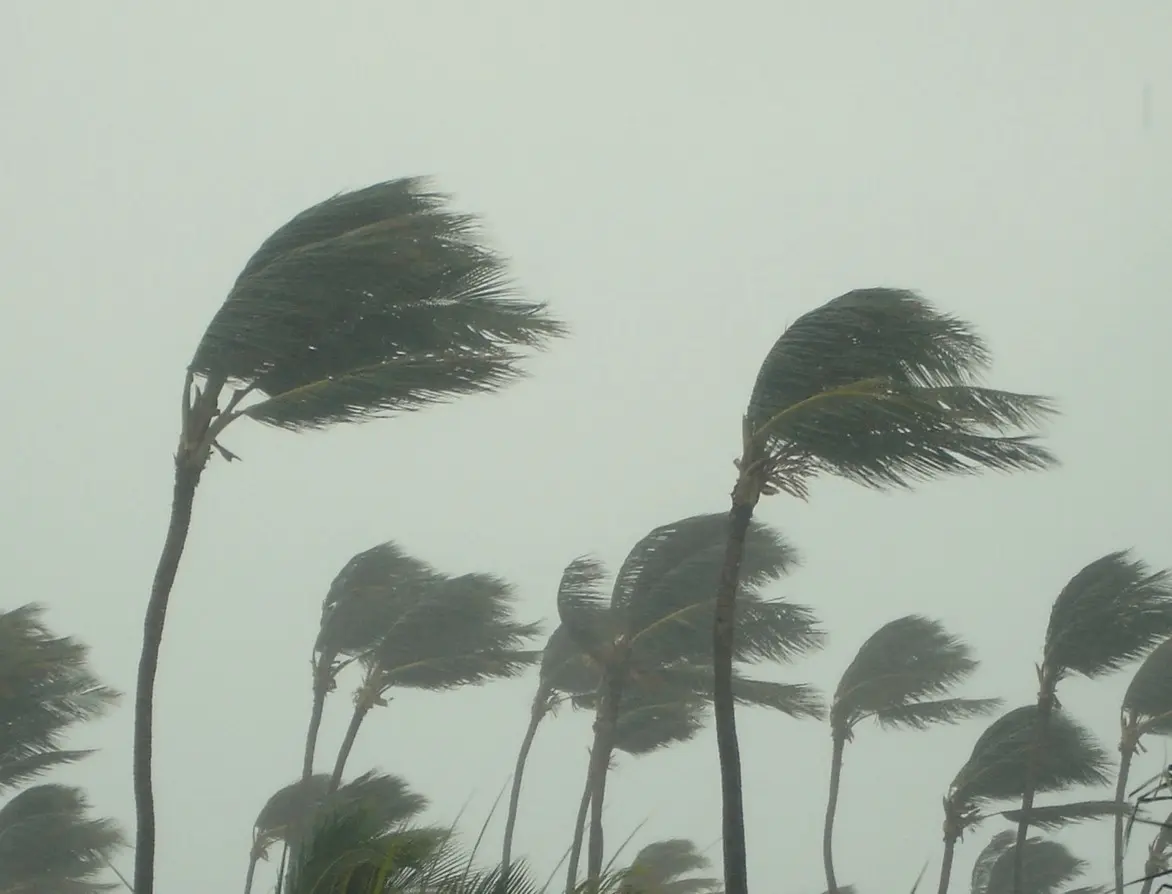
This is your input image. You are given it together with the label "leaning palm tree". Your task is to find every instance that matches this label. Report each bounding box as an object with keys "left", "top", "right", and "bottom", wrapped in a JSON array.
[
  {"left": 303, "top": 542, "right": 439, "bottom": 781},
  {"left": 937, "top": 705, "right": 1114, "bottom": 894},
  {"left": 555, "top": 513, "right": 824, "bottom": 888},
  {"left": 710, "top": 287, "right": 1057, "bottom": 894},
  {"left": 0, "top": 783, "right": 126, "bottom": 894},
  {"left": 329, "top": 570, "right": 542, "bottom": 789},
  {"left": 616, "top": 838, "right": 722, "bottom": 894},
  {"left": 135, "top": 176, "right": 565, "bottom": 894},
  {"left": 969, "top": 831, "right": 1092, "bottom": 894},
  {"left": 1011, "top": 552, "right": 1172, "bottom": 894},
  {"left": 244, "top": 770, "right": 428, "bottom": 894},
  {"left": 1114, "top": 636, "right": 1172, "bottom": 894},
  {"left": 0, "top": 604, "right": 120, "bottom": 791},
  {"left": 823, "top": 615, "right": 1001, "bottom": 893}
]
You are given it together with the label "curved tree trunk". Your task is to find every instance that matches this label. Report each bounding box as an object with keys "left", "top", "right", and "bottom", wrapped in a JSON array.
[
  {"left": 712, "top": 459, "right": 762, "bottom": 894},
  {"left": 1011, "top": 685, "right": 1055, "bottom": 894},
  {"left": 823, "top": 733, "right": 847, "bottom": 894},
  {"left": 1115, "top": 739, "right": 1137, "bottom": 894},
  {"left": 302, "top": 663, "right": 332, "bottom": 781},
  {"left": 329, "top": 701, "right": 372, "bottom": 793},
  {"left": 500, "top": 695, "right": 549, "bottom": 883},
  {"left": 936, "top": 832, "right": 958, "bottom": 894},
  {"left": 243, "top": 851, "right": 259, "bottom": 894},
  {"left": 585, "top": 673, "right": 623, "bottom": 888},
  {"left": 566, "top": 761, "right": 594, "bottom": 893}
]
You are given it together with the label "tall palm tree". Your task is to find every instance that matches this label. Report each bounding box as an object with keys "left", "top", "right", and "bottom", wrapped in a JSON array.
[
  {"left": 328, "top": 570, "right": 542, "bottom": 790},
  {"left": 823, "top": 616, "right": 1001, "bottom": 893},
  {"left": 938, "top": 705, "right": 1114, "bottom": 894},
  {"left": 615, "top": 838, "right": 722, "bottom": 894},
  {"left": 1114, "top": 636, "right": 1172, "bottom": 894},
  {"left": 1012, "top": 552, "right": 1172, "bottom": 894},
  {"left": 0, "top": 604, "right": 120, "bottom": 791},
  {"left": 134, "top": 176, "right": 566, "bottom": 894},
  {"left": 969, "top": 831, "right": 1093, "bottom": 894},
  {"left": 710, "top": 287, "right": 1057, "bottom": 894},
  {"left": 555, "top": 513, "right": 824, "bottom": 888},
  {"left": 244, "top": 771, "right": 428, "bottom": 894},
  {"left": 304, "top": 542, "right": 439, "bottom": 781},
  {"left": 0, "top": 783, "right": 126, "bottom": 894}
]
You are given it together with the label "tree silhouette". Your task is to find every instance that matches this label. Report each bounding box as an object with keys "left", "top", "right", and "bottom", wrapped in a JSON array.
[
  {"left": 134, "top": 176, "right": 565, "bottom": 894},
  {"left": 616, "top": 838, "right": 722, "bottom": 894},
  {"left": 969, "top": 831, "right": 1092, "bottom": 894},
  {"left": 708, "top": 287, "right": 1057, "bottom": 894},
  {"left": 1011, "top": 552, "right": 1172, "bottom": 894},
  {"left": 823, "top": 615, "right": 1000, "bottom": 893}
]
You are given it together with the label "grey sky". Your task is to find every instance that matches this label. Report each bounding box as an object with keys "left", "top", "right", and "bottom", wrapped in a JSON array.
[{"left": 2, "top": 3, "right": 1170, "bottom": 892}]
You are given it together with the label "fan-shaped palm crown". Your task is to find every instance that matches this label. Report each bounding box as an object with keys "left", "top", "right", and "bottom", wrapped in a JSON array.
[
  {"left": 0, "top": 604, "right": 120, "bottom": 792},
  {"left": 970, "top": 831, "right": 1090, "bottom": 894},
  {"left": 0, "top": 784, "right": 125, "bottom": 894},
  {"left": 618, "top": 838, "right": 722, "bottom": 894}
]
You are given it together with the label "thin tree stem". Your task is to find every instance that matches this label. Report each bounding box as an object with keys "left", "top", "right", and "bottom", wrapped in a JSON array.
[
  {"left": 243, "top": 852, "right": 259, "bottom": 894},
  {"left": 823, "top": 733, "right": 847, "bottom": 894},
  {"left": 1115, "top": 738, "right": 1136, "bottom": 894},
  {"left": 936, "top": 834, "right": 957, "bottom": 894},
  {"left": 1011, "top": 689, "right": 1055, "bottom": 894},
  {"left": 566, "top": 759, "right": 593, "bottom": 893},
  {"left": 501, "top": 696, "right": 548, "bottom": 884},
  {"left": 302, "top": 666, "right": 331, "bottom": 781},
  {"left": 714, "top": 471, "right": 759, "bottom": 894},
  {"left": 586, "top": 673, "right": 623, "bottom": 888},
  {"left": 329, "top": 702, "right": 371, "bottom": 793}
]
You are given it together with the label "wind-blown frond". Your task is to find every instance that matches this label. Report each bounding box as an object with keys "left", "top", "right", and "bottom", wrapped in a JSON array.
[
  {"left": 556, "top": 556, "right": 614, "bottom": 666},
  {"left": 0, "top": 604, "right": 120, "bottom": 792},
  {"left": 539, "top": 625, "right": 603, "bottom": 699},
  {"left": 873, "top": 697, "right": 1003, "bottom": 731},
  {"left": 0, "top": 784, "right": 126, "bottom": 894},
  {"left": 613, "top": 693, "right": 708, "bottom": 756},
  {"left": 998, "top": 799, "right": 1127, "bottom": 831},
  {"left": 189, "top": 177, "right": 566, "bottom": 432},
  {"left": 744, "top": 288, "right": 1056, "bottom": 492},
  {"left": 970, "top": 830, "right": 1087, "bottom": 894},
  {"left": 618, "top": 838, "right": 722, "bottom": 893},
  {"left": 948, "top": 706, "right": 1112, "bottom": 811},
  {"left": 1044, "top": 551, "right": 1172, "bottom": 680},
  {"left": 1123, "top": 636, "right": 1172, "bottom": 736}
]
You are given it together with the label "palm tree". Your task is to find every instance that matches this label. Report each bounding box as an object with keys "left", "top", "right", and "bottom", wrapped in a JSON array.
[
  {"left": 823, "top": 616, "right": 1001, "bottom": 893},
  {"left": 969, "top": 831, "right": 1093, "bottom": 894},
  {"left": 615, "top": 838, "right": 722, "bottom": 893},
  {"left": 1115, "top": 637, "right": 1172, "bottom": 894},
  {"left": 1012, "top": 552, "right": 1172, "bottom": 894},
  {"left": 244, "top": 771, "right": 428, "bottom": 894},
  {"left": 553, "top": 513, "right": 824, "bottom": 888},
  {"left": 937, "top": 705, "right": 1114, "bottom": 894},
  {"left": 710, "top": 287, "right": 1057, "bottom": 894},
  {"left": 134, "top": 176, "right": 566, "bottom": 894},
  {"left": 0, "top": 783, "right": 126, "bottom": 894},
  {"left": 0, "top": 604, "right": 120, "bottom": 791},
  {"left": 304, "top": 542, "right": 439, "bottom": 781},
  {"left": 328, "top": 569, "right": 542, "bottom": 790}
]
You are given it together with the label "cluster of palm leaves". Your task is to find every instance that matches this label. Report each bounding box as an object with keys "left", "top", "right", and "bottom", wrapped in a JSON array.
[{"left": 111, "top": 173, "right": 1172, "bottom": 894}]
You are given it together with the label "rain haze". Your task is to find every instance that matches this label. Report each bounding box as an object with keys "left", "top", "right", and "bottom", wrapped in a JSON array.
[{"left": 2, "top": 3, "right": 1171, "bottom": 893}]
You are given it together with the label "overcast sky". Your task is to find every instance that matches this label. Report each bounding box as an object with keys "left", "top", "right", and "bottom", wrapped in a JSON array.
[{"left": 3, "top": 3, "right": 1171, "bottom": 893}]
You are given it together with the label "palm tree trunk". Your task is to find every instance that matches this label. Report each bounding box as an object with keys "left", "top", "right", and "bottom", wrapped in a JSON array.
[
  {"left": 823, "top": 733, "right": 847, "bottom": 894},
  {"left": 329, "top": 701, "right": 372, "bottom": 793},
  {"left": 243, "top": 852, "right": 259, "bottom": 894},
  {"left": 935, "top": 833, "right": 957, "bottom": 894},
  {"left": 501, "top": 695, "right": 549, "bottom": 882},
  {"left": 1011, "top": 686, "right": 1055, "bottom": 894},
  {"left": 713, "top": 465, "right": 761, "bottom": 894},
  {"left": 1115, "top": 738, "right": 1137, "bottom": 894},
  {"left": 566, "top": 761, "right": 593, "bottom": 893},
  {"left": 586, "top": 673, "right": 623, "bottom": 887},
  {"left": 302, "top": 664, "right": 332, "bottom": 781}
]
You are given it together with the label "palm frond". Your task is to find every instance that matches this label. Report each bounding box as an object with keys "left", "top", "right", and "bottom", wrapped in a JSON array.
[
  {"left": 539, "top": 624, "right": 604, "bottom": 698},
  {"left": 871, "top": 697, "right": 1003, "bottom": 732},
  {"left": 555, "top": 556, "right": 614, "bottom": 666},
  {"left": 728, "top": 675, "right": 826, "bottom": 720},
  {"left": 1125, "top": 636, "right": 1172, "bottom": 735},
  {"left": 252, "top": 774, "right": 334, "bottom": 858},
  {"left": 948, "top": 705, "right": 1112, "bottom": 812},
  {"left": 970, "top": 830, "right": 1087, "bottom": 894},
  {"left": 997, "top": 799, "right": 1127, "bottom": 831},
  {"left": 617, "top": 838, "right": 722, "bottom": 893},
  {"left": 613, "top": 691, "right": 708, "bottom": 756},
  {"left": 189, "top": 177, "right": 566, "bottom": 431},
  {"left": 831, "top": 615, "right": 985, "bottom": 734},
  {"left": 745, "top": 288, "right": 1057, "bottom": 492},
  {"left": 1044, "top": 551, "right": 1172, "bottom": 680}
]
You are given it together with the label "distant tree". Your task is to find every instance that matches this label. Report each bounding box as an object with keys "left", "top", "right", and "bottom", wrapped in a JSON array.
[
  {"left": 133, "top": 176, "right": 565, "bottom": 894},
  {"left": 823, "top": 616, "right": 1000, "bottom": 893},
  {"left": 1010, "top": 552, "right": 1172, "bottom": 894},
  {"left": 707, "top": 288, "right": 1057, "bottom": 894},
  {"left": 969, "top": 831, "right": 1093, "bottom": 894},
  {"left": 937, "top": 705, "right": 1114, "bottom": 894}
]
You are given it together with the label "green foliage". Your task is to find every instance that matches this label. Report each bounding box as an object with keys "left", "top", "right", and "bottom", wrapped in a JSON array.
[
  {"left": 744, "top": 288, "right": 1056, "bottom": 496},
  {"left": 1043, "top": 551, "right": 1172, "bottom": 681},
  {"left": 1123, "top": 636, "right": 1172, "bottom": 736},
  {"left": 189, "top": 177, "right": 566, "bottom": 432},
  {"left": 0, "top": 604, "right": 120, "bottom": 792},
  {"left": 970, "top": 831, "right": 1088, "bottom": 894},
  {"left": 615, "top": 838, "right": 722, "bottom": 893},
  {"left": 0, "top": 783, "right": 126, "bottom": 894}
]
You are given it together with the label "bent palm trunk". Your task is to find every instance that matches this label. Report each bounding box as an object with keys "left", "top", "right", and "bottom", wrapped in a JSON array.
[
  {"left": 936, "top": 833, "right": 958, "bottom": 894},
  {"left": 329, "top": 701, "right": 372, "bottom": 793},
  {"left": 1011, "top": 688, "right": 1055, "bottom": 894},
  {"left": 566, "top": 762, "right": 593, "bottom": 892},
  {"left": 501, "top": 698, "right": 548, "bottom": 881},
  {"left": 585, "top": 676, "right": 622, "bottom": 887},
  {"left": 302, "top": 665, "right": 332, "bottom": 781},
  {"left": 823, "top": 733, "right": 847, "bottom": 894},
  {"left": 1115, "top": 740, "right": 1136, "bottom": 894}
]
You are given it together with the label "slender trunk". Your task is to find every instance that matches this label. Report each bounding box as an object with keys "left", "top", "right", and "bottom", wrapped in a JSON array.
[
  {"left": 566, "top": 760, "right": 594, "bottom": 893},
  {"left": 586, "top": 672, "right": 623, "bottom": 888},
  {"left": 243, "top": 852, "right": 259, "bottom": 894},
  {"left": 713, "top": 468, "right": 760, "bottom": 894},
  {"left": 935, "top": 833, "right": 957, "bottom": 894},
  {"left": 501, "top": 695, "right": 549, "bottom": 882},
  {"left": 134, "top": 460, "right": 203, "bottom": 894},
  {"left": 823, "top": 733, "right": 847, "bottom": 894},
  {"left": 329, "top": 701, "right": 372, "bottom": 793},
  {"left": 302, "top": 663, "right": 332, "bottom": 781},
  {"left": 1115, "top": 738, "right": 1137, "bottom": 894},
  {"left": 1011, "top": 685, "right": 1055, "bottom": 894}
]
